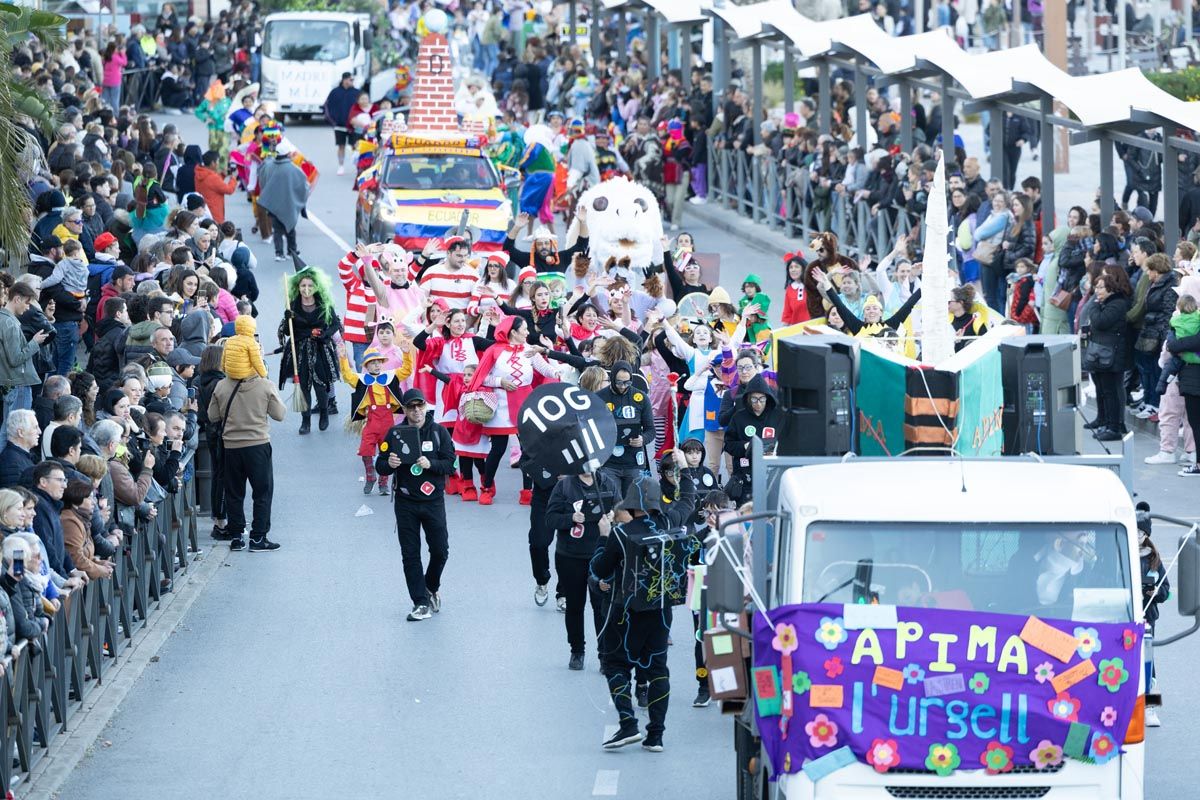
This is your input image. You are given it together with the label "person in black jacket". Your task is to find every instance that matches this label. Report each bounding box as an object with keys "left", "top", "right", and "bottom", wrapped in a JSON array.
[
  {"left": 323, "top": 72, "right": 360, "bottom": 175},
  {"left": 1, "top": 537, "right": 47, "bottom": 641},
  {"left": 30, "top": 460, "right": 76, "bottom": 579},
  {"left": 590, "top": 464, "right": 694, "bottom": 752},
  {"left": 546, "top": 469, "right": 621, "bottom": 671},
  {"left": 1085, "top": 270, "right": 1133, "bottom": 440},
  {"left": 722, "top": 374, "right": 785, "bottom": 504},
  {"left": 88, "top": 297, "right": 130, "bottom": 394},
  {"left": 1001, "top": 111, "right": 1034, "bottom": 190},
  {"left": 597, "top": 361, "right": 655, "bottom": 496},
  {"left": 376, "top": 389, "right": 455, "bottom": 622}
]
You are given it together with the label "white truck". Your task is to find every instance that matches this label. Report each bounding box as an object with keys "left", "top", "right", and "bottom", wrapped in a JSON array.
[
  {"left": 712, "top": 445, "right": 1200, "bottom": 800},
  {"left": 260, "top": 11, "right": 372, "bottom": 118}
]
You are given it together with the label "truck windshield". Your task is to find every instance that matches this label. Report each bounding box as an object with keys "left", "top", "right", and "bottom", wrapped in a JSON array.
[
  {"left": 801, "top": 522, "right": 1133, "bottom": 622},
  {"left": 263, "top": 20, "right": 351, "bottom": 62},
  {"left": 383, "top": 153, "right": 497, "bottom": 191}
]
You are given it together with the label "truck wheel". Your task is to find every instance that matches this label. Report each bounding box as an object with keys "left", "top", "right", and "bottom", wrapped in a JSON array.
[{"left": 734, "top": 721, "right": 758, "bottom": 800}]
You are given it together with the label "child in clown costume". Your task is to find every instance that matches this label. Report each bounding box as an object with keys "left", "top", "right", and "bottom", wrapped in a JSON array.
[
  {"left": 195, "top": 79, "right": 233, "bottom": 168},
  {"left": 345, "top": 348, "right": 413, "bottom": 495}
]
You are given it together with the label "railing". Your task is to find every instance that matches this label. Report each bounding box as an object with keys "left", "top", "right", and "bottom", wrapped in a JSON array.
[
  {"left": 118, "top": 65, "right": 162, "bottom": 112},
  {"left": 707, "top": 148, "right": 926, "bottom": 260},
  {"left": 0, "top": 467, "right": 204, "bottom": 795}
]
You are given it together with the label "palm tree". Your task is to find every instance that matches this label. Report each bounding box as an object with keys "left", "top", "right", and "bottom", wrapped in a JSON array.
[{"left": 0, "top": 2, "right": 67, "bottom": 264}]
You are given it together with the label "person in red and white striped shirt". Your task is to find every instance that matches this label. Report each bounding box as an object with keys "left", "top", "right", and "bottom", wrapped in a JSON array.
[
  {"left": 337, "top": 248, "right": 378, "bottom": 369},
  {"left": 415, "top": 236, "right": 479, "bottom": 311}
]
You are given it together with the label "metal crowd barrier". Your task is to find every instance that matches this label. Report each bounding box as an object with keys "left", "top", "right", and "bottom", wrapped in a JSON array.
[
  {"left": 707, "top": 149, "right": 925, "bottom": 259},
  {"left": 0, "top": 470, "right": 204, "bottom": 795},
  {"left": 119, "top": 65, "right": 163, "bottom": 112}
]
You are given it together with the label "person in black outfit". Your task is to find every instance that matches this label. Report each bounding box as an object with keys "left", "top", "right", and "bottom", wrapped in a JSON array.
[
  {"left": 591, "top": 463, "right": 694, "bottom": 753},
  {"left": 1001, "top": 111, "right": 1034, "bottom": 190},
  {"left": 597, "top": 361, "right": 655, "bottom": 495},
  {"left": 278, "top": 270, "right": 342, "bottom": 434},
  {"left": 546, "top": 469, "right": 621, "bottom": 671},
  {"left": 521, "top": 457, "right": 561, "bottom": 610},
  {"left": 1084, "top": 271, "right": 1133, "bottom": 440},
  {"left": 722, "top": 374, "right": 786, "bottom": 504},
  {"left": 376, "top": 389, "right": 455, "bottom": 622}
]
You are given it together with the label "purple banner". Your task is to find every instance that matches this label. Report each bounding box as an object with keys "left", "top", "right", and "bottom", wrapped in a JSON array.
[{"left": 752, "top": 604, "right": 1142, "bottom": 777}]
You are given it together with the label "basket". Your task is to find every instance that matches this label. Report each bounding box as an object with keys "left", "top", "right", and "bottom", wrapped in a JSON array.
[{"left": 461, "top": 391, "right": 498, "bottom": 425}]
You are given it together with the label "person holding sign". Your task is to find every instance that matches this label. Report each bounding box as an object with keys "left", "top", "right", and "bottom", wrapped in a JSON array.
[{"left": 376, "top": 388, "right": 455, "bottom": 622}]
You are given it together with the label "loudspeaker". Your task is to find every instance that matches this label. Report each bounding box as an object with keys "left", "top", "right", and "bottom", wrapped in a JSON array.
[
  {"left": 775, "top": 335, "right": 857, "bottom": 456},
  {"left": 999, "top": 335, "right": 1081, "bottom": 455}
]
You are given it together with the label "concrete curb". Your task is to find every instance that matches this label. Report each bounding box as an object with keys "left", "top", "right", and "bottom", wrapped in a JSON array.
[{"left": 19, "top": 540, "right": 229, "bottom": 800}]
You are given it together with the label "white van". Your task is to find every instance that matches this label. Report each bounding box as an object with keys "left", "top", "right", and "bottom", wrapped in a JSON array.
[{"left": 260, "top": 11, "right": 372, "bottom": 117}]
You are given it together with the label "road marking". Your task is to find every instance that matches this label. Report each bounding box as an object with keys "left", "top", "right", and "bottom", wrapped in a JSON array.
[
  {"left": 592, "top": 769, "right": 620, "bottom": 796},
  {"left": 306, "top": 208, "right": 354, "bottom": 252}
]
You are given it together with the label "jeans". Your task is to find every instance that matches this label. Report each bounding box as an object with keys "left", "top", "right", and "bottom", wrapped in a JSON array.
[
  {"left": 1135, "top": 348, "right": 1163, "bottom": 409},
  {"left": 479, "top": 43, "right": 499, "bottom": 81},
  {"left": 394, "top": 498, "right": 449, "bottom": 606},
  {"left": 600, "top": 605, "right": 672, "bottom": 736},
  {"left": 101, "top": 84, "right": 121, "bottom": 111},
  {"left": 269, "top": 212, "right": 297, "bottom": 258},
  {"left": 0, "top": 384, "right": 33, "bottom": 455},
  {"left": 223, "top": 443, "right": 274, "bottom": 538},
  {"left": 350, "top": 341, "right": 368, "bottom": 371},
  {"left": 981, "top": 268, "right": 1008, "bottom": 316},
  {"left": 556, "top": 553, "right": 603, "bottom": 655},
  {"left": 665, "top": 179, "right": 688, "bottom": 227},
  {"left": 53, "top": 321, "right": 79, "bottom": 376}
]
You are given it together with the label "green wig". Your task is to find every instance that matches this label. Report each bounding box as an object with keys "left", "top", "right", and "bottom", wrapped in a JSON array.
[{"left": 286, "top": 267, "right": 336, "bottom": 324}]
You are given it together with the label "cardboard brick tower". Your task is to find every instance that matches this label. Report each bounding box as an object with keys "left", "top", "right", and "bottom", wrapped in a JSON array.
[{"left": 405, "top": 33, "right": 459, "bottom": 135}]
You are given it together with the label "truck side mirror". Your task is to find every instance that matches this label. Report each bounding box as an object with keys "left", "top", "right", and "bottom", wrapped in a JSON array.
[
  {"left": 363, "top": 29, "right": 373, "bottom": 50},
  {"left": 1178, "top": 534, "right": 1200, "bottom": 617}
]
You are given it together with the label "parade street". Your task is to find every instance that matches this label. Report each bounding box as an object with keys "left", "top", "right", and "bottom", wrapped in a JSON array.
[{"left": 53, "top": 113, "right": 1200, "bottom": 800}]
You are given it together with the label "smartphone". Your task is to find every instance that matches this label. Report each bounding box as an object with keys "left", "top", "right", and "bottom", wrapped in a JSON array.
[
  {"left": 13, "top": 550, "right": 24, "bottom": 578},
  {"left": 187, "top": 387, "right": 197, "bottom": 400}
]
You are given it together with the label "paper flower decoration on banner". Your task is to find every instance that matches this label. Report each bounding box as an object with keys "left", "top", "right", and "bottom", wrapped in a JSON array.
[
  {"left": 1047, "top": 691, "right": 1081, "bottom": 722},
  {"left": 902, "top": 663, "right": 926, "bottom": 685},
  {"left": 1033, "top": 662, "right": 1056, "bottom": 684},
  {"left": 1100, "top": 706, "right": 1118, "bottom": 727},
  {"left": 805, "top": 713, "right": 838, "bottom": 748},
  {"left": 924, "top": 743, "right": 960, "bottom": 776},
  {"left": 1097, "top": 658, "right": 1130, "bottom": 693},
  {"left": 824, "top": 657, "right": 844, "bottom": 678},
  {"left": 1089, "top": 732, "right": 1118, "bottom": 764},
  {"left": 980, "top": 742, "right": 1015, "bottom": 775},
  {"left": 815, "top": 616, "right": 848, "bottom": 650},
  {"left": 772, "top": 623, "right": 799, "bottom": 655},
  {"left": 1122, "top": 629, "right": 1136, "bottom": 651},
  {"left": 1029, "top": 740, "right": 1064, "bottom": 770},
  {"left": 1073, "top": 626, "right": 1102, "bottom": 659},
  {"left": 866, "top": 738, "right": 901, "bottom": 773},
  {"left": 969, "top": 672, "right": 991, "bottom": 694},
  {"left": 792, "top": 671, "right": 812, "bottom": 694}
]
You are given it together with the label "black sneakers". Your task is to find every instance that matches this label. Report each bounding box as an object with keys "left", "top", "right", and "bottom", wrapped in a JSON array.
[
  {"left": 642, "top": 734, "right": 664, "bottom": 752},
  {"left": 693, "top": 687, "right": 711, "bottom": 707},
  {"left": 602, "top": 723, "right": 643, "bottom": 750},
  {"left": 249, "top": 537, "right": 281, "bottom": 552},
  {"left": 636, "top": 683, "right": 649, "bottom": 708},
  {"left": 407, "top": 604, "right": 432, "bottom": 621},
  {"left": 568, "top": 653, "right": 585, "bottom": 671},
  {"left": 211, "top": 525, "right": 232, "bottom": 541},
  {"left": 362, "top": 482, "right": 373, "bottom": 495},
  {"left": 229, "top": 537, "right": 245, "bottom": 551}
]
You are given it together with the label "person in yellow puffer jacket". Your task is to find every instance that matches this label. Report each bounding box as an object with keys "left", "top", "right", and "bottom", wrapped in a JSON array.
[{"left": 223, "top": 315, "right": 268, "bottom": 379}]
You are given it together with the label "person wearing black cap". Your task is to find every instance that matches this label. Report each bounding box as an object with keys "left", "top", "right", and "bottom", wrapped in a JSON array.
[
  {"left": 323, "top": 72, "right": 359, "bottom": 175},
  {"left": 376, "top": 388, "right": 455, "bottom": 622},
  {"left": 591, "top": 455, "right": 695, "bottom": 753},
  {"left": 597, "top": 361, "right": 654, "bottom": 496}
]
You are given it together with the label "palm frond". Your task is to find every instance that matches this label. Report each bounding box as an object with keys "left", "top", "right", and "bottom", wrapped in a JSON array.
[
  {"left": 0, "top": 4, "right": 68, "bottom": 55},
  {"left": 0, "top": 116, "right": 36, "bottom": 262}
]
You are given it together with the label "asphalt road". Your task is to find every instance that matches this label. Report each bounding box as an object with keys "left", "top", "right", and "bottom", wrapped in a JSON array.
[{"left": 55, "top": 113, "right": 1200, "bottom": 800}]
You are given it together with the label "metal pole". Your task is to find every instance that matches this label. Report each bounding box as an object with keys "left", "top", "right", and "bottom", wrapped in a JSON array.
[
  {"left": 1085, "top": 0, "right": 1094, "bottom": 59},
  {"left": 1118, "top": 0, "right": 1127, "bottom": 68},
  {"left": 680, "top": 26, "right": 691, "bottom": 91},
  {"left": 668, "top": 25, "right": 679, "bottom": 71},
  {"left": 618, "top": 11, "right": 627, "bottom": 64},
  {"left": 854, "top": 58, "right": 868, "bottom": 151},
  {"left": 782, "top": 43, "right": 795, "bottom": 115},
  {"left": 818, "top": 60, "right": 831, "bottom": 136},
  {"left": 1164, "top": 134, "right": 1180, "bottom": 250},
  {"left": 712, "top": 17, "right": 727, "bottom": 122},
  {"left": 647, "top": 13, "right": 660, "bottom": 81},
  {"left": 900, "top": 83, "right": 913, "bottom": 152},
  {"left": 569, "top": 0, "right": 577, "bottom": 55},
  {"left": 916, "top": 0, "right": 925, "bottom": 33},
  {"left": 1011, "top": 0, "right": 1023, "bottom": 48},
  {"left": 1039, "top": 96, "right": 1054, "bottom": 235},
  {"left": 752, "top": 41, "right": 763, "bottom": 146},
  {"left": 1099, "top": 136, "right": 1115, "bottom": 224},
  {"left": 940, "top": 74, "right": 954, "bottom": 159},
  {"left": 591, "top": 0, "right": 601, "bottom": 58},
  {"left": 989, "top": 106, "right": 1004, "bottom": 181}
]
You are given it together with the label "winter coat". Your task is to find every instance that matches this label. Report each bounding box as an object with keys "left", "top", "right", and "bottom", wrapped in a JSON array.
[
  {"left": 1085, "top": 293, "right": 1132, "bottom": 373},
  {"left": 1166, "top": 329, "right": 1200, "bottom": 396},
  {"left": 194, "top": 164, "right": 237, "bottom": 224},
  {"left": 998, "top": 219, "right": 1036, "bottom": 274},
  {"left": 722, "top": 374, "right": 786, "bottom": 499},
  {"left": 0, "top": 573, "right": 42, "bottom": 641},
  {"left": 1135, "top": 271, "right": 1179, "bottom": 352},
  {"left": 175, "top": 144, "right": 202, "bottom": 200},
  {"left": 87, "top": 316, "right": 128, "bottom": 392},
  {"left": 32, "top": 487, "right": 75, "bottom": 577},
  {"left": 62, "top": 507, "right": 108, "bottom": 580},
  {"left": 374, "top": 414, "right": 455, "bottom": 502},
  {"left": 0, "top": 308, "right": 41, "bottom": 389}
]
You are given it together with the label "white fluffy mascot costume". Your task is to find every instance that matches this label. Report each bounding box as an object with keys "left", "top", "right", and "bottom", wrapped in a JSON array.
[{"left": 577, "top": 177, "right": 665, "bottom": 284}]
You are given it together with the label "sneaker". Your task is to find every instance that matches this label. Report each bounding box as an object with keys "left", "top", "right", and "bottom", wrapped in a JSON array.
[
  {"left": 1145, "top": 707, "right": 1162, "bottom": 727},
  {"left": 363, "top": 481, "right": 374, "bottom": 494},
  {"left": 460, "top": 484, "right": 478, "bottom": 501},
  {"left": 688, "top": 196, "right": 707, "bottom": 205},
  {"left": 534, "top": 584, "right": 549, "bottom": 606},
  {"left": 1179, "top": 464, "right": 1200, "bottom": 476},
  {"left": 693, "top": 686, "right": 711, "bottom": 707},
  {"left": 1094, "top": 427, "right": 1124, "bottom": 442},
  {"left": 429, "top": 592, "right": 441, "bottom": 613},
  {"left": 642, "top": 734, "right": 664, "bottom": 752},
  {"left": 248, "top": 537, "right": 281, "bottom": 552},
  {"left": 229, "top": 536, "right": 245, "bottom": 551},
  {"left": 556, "top": 595, "right": 567, "bottom": 613},
  {"left": 636, "top": 683, "right": 649, "bottom": 708},
  {"left": 568, "top": 652, "right": 585, "bottom": 671},
  {"left": 1130, "top": 389, "right": 1145, "bottom": 404},
  {"left": 1182, "top": 451, "right": 1197, "bottom": 464},
  {"left": 519, "top": 488, "right": 533, "bottom": 505},
  {"left": 1145, "top": 450, "right": 1177, "bottom": 465},
  {"left": 377, "top": 482, "right": 389, "bottom": 496},
  {"left": 337, "top": 165, "right": 345, "bottom": 176},
  {"left": 274, "top": 254, "right": 285, "bottom": 262},
  {"left": 407, "top": 604, "right": 432, "bottom": 621},
  {"left": 602, "top": 723, "right": 643, "bottom": 750},
  {"left": 1083, "top": 418, "right": 1104, "bottom": 430},
  {"left": 211, "top": 525, "right": 232, "bottom": 540},
  {"left": 1134, "top": 405, "right": 1158, "bottom": 420},
  {"left": 478, "top": 486, "right": 496, "bottom": 505}
]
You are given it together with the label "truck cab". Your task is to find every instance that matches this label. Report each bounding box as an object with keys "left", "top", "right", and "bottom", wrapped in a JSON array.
[{"left": 261, "top": 11, "right": 372, "bottom": 118}]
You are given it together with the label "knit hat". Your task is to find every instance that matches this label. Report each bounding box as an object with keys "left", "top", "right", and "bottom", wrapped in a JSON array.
[
  {"left": 863, "top": 294, "right": 883, "bottom": 312},
  {"left": 667, "top": 119, "right": 685, "bottom": 141},
  {"left": 234, "top": 314, "right": 256, "bottom": 337},
  {"left": 94, "top": 231, "right": 118, "bottom": 251},
  {"left": 708, "top": 286, "right": 732, "bottom": 306},
  {"left": 146, "top": 361, "right": 173, "bottom": 391},
  {"left": 442, "top": 234, "right": 468, "bottom": 251},
  {"left": 517, "top": 265, "right": 537, "bottom": 284},
  {"left": 486, "top": 251, "right": 511, "bottom": 268},
  {"left": 527, "top": 225, "right": 556, "bottom": 244},
  {"left": 1132, "top": 206, "right": 1154, "bottom": 224}
]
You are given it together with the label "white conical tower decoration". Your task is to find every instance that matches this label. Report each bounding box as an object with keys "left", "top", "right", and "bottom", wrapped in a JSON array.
[{"left": 919, "top": 150, "right": 956, "bottom": 366}]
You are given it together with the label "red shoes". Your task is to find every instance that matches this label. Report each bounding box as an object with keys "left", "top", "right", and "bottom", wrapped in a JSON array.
[
  {"left": 460, "top": 483, "right": 478, "bottom": 502},
  {"left": 445, "top": 474, "right": 461, "bottom": 495},
  {"left": 478, "top": 486, "right": 496, "bottom": 505},
  {"left": 519, "top": 489, "right": 533, "bottom": 506}
]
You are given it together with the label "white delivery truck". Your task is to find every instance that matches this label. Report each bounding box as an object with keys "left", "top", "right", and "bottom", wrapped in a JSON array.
[
  {"left": 260, "top": 11, "right": 372, "bottom": 117},
  {"left": 708, "top": 444, "right": 1200, "bottom": 800}
]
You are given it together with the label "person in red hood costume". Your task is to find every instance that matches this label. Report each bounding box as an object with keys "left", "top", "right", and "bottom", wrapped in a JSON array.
[{"left": 452, "top": 316, "right": 560, "bottom": 505}]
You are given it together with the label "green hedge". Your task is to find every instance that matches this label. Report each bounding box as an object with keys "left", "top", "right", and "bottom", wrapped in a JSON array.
[{"left": 1145, "top": 68, "right": 1200, "bottom": 102}]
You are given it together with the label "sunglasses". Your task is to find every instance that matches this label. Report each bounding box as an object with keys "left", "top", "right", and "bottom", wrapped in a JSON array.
[{"left": 613, "top": 380, "right": 632, "bottom": 388}]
